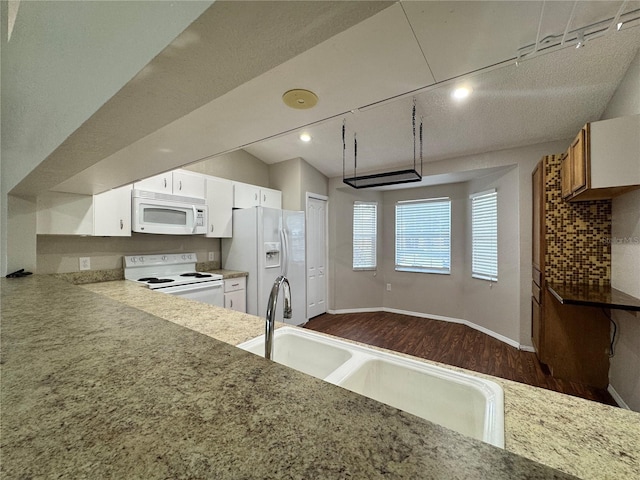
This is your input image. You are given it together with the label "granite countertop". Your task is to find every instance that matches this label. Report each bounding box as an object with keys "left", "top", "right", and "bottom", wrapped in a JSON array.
[
  {"left": 2, "top": 276, "right": 639, "bottom": 479},
  {"left": 547, "top": 283, "right": 640, "bottom": 312}
]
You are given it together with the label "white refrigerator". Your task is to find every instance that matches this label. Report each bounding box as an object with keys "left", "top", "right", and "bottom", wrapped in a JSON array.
[{"left": 221, "top": 207, "right": 306, "bottom": 325}]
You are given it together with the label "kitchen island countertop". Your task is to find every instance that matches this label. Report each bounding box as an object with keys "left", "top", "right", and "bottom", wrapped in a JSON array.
[{"left": 2, "top": 275, "right": 638, "bottom": 479}]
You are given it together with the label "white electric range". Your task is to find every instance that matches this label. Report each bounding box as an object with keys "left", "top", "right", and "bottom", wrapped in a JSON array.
[{"left": 124, "top": 253, "right": 224, "bottom": 307}]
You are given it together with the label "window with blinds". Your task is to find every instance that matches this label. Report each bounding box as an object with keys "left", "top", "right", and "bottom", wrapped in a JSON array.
[
  {"left": 395, "top": 198, "right": 451, "bottom": 274},
  {"left": 353, "top": 201, "right": 377, "bottom": 270},
  {"left": 471, "top": 189, "right": 498, "bottom": 281}
]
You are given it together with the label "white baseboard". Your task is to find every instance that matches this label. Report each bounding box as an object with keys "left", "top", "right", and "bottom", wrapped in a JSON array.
[
  {"left": 326, "top": 307, "right": 529, "bottom": 351},
  {"left": 519, "top": 345, "right": 536, "bottom": 353},
  {"left": 328, "top": 308, "right": 381, "bottom": 314},
  {"left": 607, "top": 385, "right": 631, "bottom": 410}
]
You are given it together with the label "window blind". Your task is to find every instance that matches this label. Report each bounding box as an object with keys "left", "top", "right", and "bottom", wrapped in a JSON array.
[
  {"left": 471, "top": 190, "right": 498, "bottom": 281},
  {"left": 353, "top": 201, "right": 377, "bottom": 270},
  {"left": 395, "top": 198, "right": 451, "bottom": 274}
]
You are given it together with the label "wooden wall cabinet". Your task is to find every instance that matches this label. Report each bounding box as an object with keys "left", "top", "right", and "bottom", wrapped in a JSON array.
[
  {"left": 561, "top": 127, "right": 588, "bottom": 199},
  {"left": 561, "top": 115, "right": 640, "bottom": 202}
]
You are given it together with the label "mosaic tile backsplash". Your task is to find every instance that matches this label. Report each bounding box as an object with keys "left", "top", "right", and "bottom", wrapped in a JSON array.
[{"left": 544, "top": 154, "right": 611, "bottom": 286}]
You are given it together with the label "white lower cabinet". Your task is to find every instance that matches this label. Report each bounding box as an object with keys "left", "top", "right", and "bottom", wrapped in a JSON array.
[{"left": 224, "top": 277, "right": 246, "bottom": 313}]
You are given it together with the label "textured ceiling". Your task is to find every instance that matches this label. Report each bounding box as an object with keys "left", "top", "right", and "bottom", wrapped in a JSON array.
[
  {"left": 10, "top": 1, "right": 392, "bottom": 196},
  {"left": 10, "top": 1, "right": 640, "bottom": 196},
  {"left": 246, "top": 25, "right": 640, "bottom": 178}
]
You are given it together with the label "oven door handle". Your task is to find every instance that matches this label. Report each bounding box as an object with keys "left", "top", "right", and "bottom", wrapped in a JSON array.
[{"left": 155, "top": 281, "right": 223, "bottom": 294}]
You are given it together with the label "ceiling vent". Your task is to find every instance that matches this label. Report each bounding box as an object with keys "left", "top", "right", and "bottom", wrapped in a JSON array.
[{"left": 282, "top": 89, "right": 318, "bottom": 110}]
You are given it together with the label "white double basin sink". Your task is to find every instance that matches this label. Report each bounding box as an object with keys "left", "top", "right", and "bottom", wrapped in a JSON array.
[{"left": 238, "top": 327, "right": 504, "bottom": 448}]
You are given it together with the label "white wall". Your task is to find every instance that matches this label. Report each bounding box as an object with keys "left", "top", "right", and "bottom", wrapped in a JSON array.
[
  {"left": 600, "top": 49, "right": 640, "bottom": 411},
  {"left": 328, "top": 177, "right": 384, "bottom": 310},
  {"left": 269, "top": 157, "right": 329, "bottom": 211},
  {"left": 185, "top": 150, "right": 271, "bottom": 188},
  {"left": 328, "top": 140, "right": 568, "bottom": 347},
  {"left": 381, "top": 183, "right": 466, "bottom": 320},
  {"left": 37, "top": 234, "right": 220, "bottom": 275},
  {"left": 269, "top": 159, "right": 302, "bottom": 211},
  {"left": 462, "top": 167, "right": 520, "bottom": 343}
]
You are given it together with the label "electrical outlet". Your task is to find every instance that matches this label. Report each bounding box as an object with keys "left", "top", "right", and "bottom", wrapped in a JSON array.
[
  {"left": 79, "top": 257, "right": 91, "bottom": 271},
  {"left": 208, "top": 251, "right": 215, "bottom": 261},
  {"left": 386, "top": 283, "right": 391, "bottom": 291}
]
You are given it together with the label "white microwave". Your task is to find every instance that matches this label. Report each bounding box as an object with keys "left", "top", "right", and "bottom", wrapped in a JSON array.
[{"left": 132, "top": 190, "right": 207, "bottom": 235}]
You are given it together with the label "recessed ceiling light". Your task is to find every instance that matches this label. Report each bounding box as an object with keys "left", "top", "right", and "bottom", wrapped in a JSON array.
[
  {"left": 617, "top": 22, "right": 623, "bottom": 31},
  {"left": 452, "top": 87, "right": 472, "bottom": 100},
  {"left": 299, "top": 133, "right": 311, "bottom": 142}
]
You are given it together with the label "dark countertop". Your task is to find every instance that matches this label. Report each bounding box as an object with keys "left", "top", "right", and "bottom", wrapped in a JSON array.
[
  {"left": 547, "top": 283, "right": 640, "bottom": 311},
  {"left": 0, "top": 276, "right": 579, "bottom": 479}
]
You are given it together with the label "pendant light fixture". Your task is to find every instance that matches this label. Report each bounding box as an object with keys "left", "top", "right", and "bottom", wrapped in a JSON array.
[{"left": 343, "top": 99, "right": 423, "bottom": 189}]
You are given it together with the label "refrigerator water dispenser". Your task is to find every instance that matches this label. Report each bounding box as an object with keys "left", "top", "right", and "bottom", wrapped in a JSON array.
[{"left": 264, "top": 242, "right": 281, "bottom": 268}]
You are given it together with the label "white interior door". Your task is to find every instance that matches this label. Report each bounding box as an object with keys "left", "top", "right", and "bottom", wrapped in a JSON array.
[{"left": 306, "top": 195, "right": 327, "bottom": 319}]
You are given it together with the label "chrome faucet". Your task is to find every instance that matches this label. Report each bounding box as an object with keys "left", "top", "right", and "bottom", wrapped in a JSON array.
[{"left": 265, "top": 275, "right": 292, "bottom": 360}]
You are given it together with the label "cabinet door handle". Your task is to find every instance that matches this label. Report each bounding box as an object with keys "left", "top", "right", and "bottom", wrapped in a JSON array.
[
  {"left": 179, "top": 180, "right": 183, "bottom": 190},
  {"left": 120, "top": 219, "right": 124, "bottom": 230},
  {"left": 164, "top": 178, "right": 167, "bottom": 188},
  {"left": 232, "top": 283, "right": 239, "bottom": 287},
  {"left": 263, "top": 194, "right": 266, "bottom": 202},
  {"left": 211, "top": 225, "right": 214, "bottom": 232},
  {"left": 230, "top": 299, "right": 233, "bottom": 308},
  {"left": 254, "top": 193, "right": 258, "bottom": 201}
]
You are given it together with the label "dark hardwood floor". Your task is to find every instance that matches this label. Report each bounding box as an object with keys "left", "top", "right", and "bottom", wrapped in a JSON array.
[{"left": 304, "top": 311, "right": 617, "bottom": 407}]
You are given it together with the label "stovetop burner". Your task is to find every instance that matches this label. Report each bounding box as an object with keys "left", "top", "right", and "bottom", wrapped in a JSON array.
[
  {"left": 124, "top": 253, "right": 223, "bottom": 289},
  {"left": 138, "top": 277, "right": 175, "bottom": 284}
]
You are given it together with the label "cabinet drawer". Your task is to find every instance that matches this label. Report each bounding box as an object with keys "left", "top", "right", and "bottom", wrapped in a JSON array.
[
  {"left": 224, "top": 277, "right": 246, "bottom": 293},
  {"left": 532, "top": 283, "right": 541, "bottom": 304},
  {"left": 532, "top": 267, "right": 541, "bottom": 287}
]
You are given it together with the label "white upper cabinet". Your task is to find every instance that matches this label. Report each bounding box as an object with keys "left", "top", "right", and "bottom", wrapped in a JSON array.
[
  {"left": 233, "top": 182, "right": 282, "bottom": 209},
  {"left": 205, "top": 176, "right": 233, "bottom": 238},
  {"left": 260, "top": 187, "right": 282, "bottom": 209},
  {"left": 37, "top": 184, "right": 132, "bottom": 236},
  {"left": 133, "top": 169, "right": 205, "bottom": 198},
  {"left": 233, "top": 182, "right": 260, "bottom": 208},
  {"left": 133, "top": 172, "right": 172, "bottom": 194},
  {"left": 93, "top": 184, "right": 132, "bottom": 236},
  {"left": 37, "top": 193, "right": 93, "bottom": 235},
  {"left": 173, "top": 170, "right": 206, "bottom": 198}
]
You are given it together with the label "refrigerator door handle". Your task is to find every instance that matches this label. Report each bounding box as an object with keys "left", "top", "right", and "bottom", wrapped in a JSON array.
[{"left": 280, "top": 228, "right": 289, "bottom": 277}]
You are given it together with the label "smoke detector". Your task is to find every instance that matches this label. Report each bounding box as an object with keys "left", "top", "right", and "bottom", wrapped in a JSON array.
[{"left": 282, "top": 89, "right": 318, "bottom": 110}]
